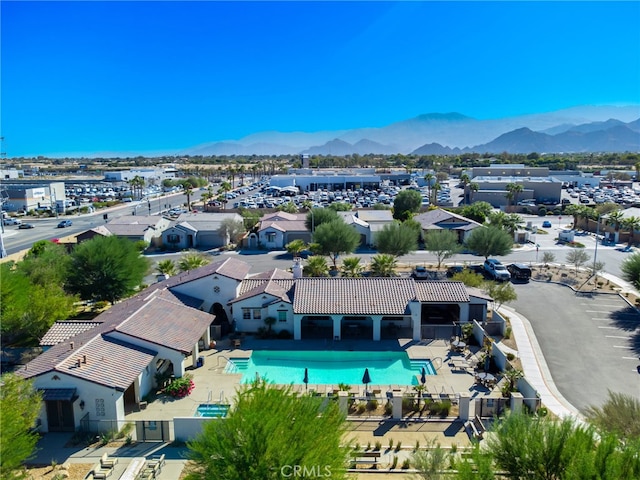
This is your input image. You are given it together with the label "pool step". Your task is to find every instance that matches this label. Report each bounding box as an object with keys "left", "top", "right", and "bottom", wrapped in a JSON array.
[
  {"left": 409, "top": 359, "right": 435, "bottom": 375},
  {"left": 224, "top": 358, "right": 250, "bottom": 374}
]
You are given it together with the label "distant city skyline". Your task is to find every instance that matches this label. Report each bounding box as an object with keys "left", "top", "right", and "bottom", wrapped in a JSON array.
[{"left": 2, "top": 1, "right": 639, "bottom": 158}]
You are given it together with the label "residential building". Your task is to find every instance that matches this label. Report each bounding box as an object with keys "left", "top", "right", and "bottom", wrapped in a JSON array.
[
  {"left": 104, "top": 215, "right": 172, "bottom": 246},
  {"left": 413, "top": 208, "right": 482, "bottom": 243},
  {"left": 161, "top": 212, "right": 244, "bottom": 249}
]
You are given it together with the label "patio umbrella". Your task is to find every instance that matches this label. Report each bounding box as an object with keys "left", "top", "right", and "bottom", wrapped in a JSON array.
[
  {"left": 362, "top": 368, "right": 372, "bottom": 395},
  {"left": 303, "top": 368, "right": 309, "bottom": 392},
  {"left": 420, "top": 367, "right": 427, "bottom": 385}
]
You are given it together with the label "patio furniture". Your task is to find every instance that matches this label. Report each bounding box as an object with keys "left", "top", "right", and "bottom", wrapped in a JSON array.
[
  {"left": 119, "top": 457, "right": 145, "bottom": 480},
  {"left": 476, "top": 372, "right": 496, "bottom": 387},
  {"left": 100, "top": 453, "right": 118, "bottom": 469},
  {"left": 233, "top": 338, "right": 241, "bottom": 348}
]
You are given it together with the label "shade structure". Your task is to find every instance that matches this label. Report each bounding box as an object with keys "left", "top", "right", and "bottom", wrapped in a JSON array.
[
  {"left": 420, "top": 367, "right": 427, "bottom": 385},
  {"left": 362, "top": 368, "right": 371, "bottom": 394},
  {"left": 303, "top": 368, "right": 309, "bottom": 391}
]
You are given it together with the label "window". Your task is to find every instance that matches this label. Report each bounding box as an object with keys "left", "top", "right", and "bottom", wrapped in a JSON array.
[
  {"left": 252, "top": 309, "right": 261, "bottom": 320},
  {"left": 278, "top": 310, "right": 287, "bottom": 322},
  {"left": 213, "top": 286, "right": 220, "bottom": 293},
  {"left": 266, "top": 232, "right": 276, "bottom": 242},
  {"left": 242, "top": 308, "right": 251, "bottom": 320},
  {"left": 95, "top": 398, "right": 106, "bottom": 417},
  {"left": 167, "top": 234, "right": 180, "bottom": 244}
]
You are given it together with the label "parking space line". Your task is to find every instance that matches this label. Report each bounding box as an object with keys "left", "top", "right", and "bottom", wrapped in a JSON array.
[
  {"left": 582, "top": 304, "right": 623, "bottom": 308},
  {"left": 591, "top": 318, "right": 612, "bottom": 321},
  {"left": 613, "top": 345, "right": 633, "bottom": 349},
  {"left": 605, "top": 335, "right": 632, "bottom": 339},
  {"left": 597, "top": 326, "right": 617, "bottom": 329},
  {"left": 622, "top": 356, "right": 638, "bottom": 361}
]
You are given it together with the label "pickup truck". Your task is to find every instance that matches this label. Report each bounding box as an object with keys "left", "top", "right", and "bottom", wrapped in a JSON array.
[{"left": 483, "top": 259, "right": 511, "bottom": 281}]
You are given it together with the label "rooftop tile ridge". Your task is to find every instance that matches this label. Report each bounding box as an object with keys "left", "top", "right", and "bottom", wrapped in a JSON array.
[{"left": 53, "top": 333, "right": 101, "bottom": 370}]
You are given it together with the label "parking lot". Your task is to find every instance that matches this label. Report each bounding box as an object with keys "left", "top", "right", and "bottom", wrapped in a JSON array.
[{"left": 512, "top": 282, "right": 640, "bottom": 412}]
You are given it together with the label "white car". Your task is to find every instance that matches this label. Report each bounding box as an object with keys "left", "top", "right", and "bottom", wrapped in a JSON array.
[{"left": 3, "top": 218, "right": 22, "bottom": 226}]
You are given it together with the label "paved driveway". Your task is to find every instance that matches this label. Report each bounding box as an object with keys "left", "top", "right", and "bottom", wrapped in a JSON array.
[{"left": 512, "top": 282, "right": 640, "bottom": 412}]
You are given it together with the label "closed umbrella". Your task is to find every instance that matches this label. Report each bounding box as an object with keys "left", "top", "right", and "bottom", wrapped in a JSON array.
[
  {"left": 303, "top": 368, "right": 309, "bottom": 392},
  {"left": 420, "top": 367, "right": 427, "bottom": 385},
  {"left": 362, "top": 368, "right": 372, "bottom": 395}
]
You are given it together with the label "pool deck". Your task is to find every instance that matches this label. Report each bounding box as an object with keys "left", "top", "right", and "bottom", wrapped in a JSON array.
[{"left": 125, "top": 337, "right": 497, "bottom": 423}]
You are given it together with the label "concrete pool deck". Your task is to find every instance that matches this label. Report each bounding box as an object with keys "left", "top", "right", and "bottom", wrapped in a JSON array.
[{"left": 125, "top": 337, "right": 498, "bottom": 422}]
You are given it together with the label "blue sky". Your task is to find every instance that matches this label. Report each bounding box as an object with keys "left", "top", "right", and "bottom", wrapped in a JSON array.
[{"left": 2, "top": 1, "right": 639, "bottom": 157}]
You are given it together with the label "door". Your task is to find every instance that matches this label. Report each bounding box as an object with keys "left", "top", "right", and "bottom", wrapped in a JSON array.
[{"left": 46, "top": 400, "right": 75, "bottom": 432}]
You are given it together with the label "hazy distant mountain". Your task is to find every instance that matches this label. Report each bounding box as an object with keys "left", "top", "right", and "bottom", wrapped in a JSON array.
[
  {"left": 179, "top": 105, "right": 640, "bottom": 156},
  {"left": 457, "top": 123, "right": 640, "bottom": 154},
  {"left": 412, "top": 143, "right": 462, "bottom": 155}
]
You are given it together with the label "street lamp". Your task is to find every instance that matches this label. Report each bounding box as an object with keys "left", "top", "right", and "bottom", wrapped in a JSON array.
[{"left": 593, "top": 215, "right": 601, "bottom": 273}]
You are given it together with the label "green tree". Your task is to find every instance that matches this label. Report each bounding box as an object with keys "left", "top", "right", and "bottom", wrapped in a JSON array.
[
  {"left": 375, "top": 222, "right": 418, "bottom": 257},
  {"left": 369, "top": 254, "right": 398, "bottom": 277},
  {"left": 340, "top": 257, "right": 364, "bottom": 277},
  {"left": 277, "top": 202, "right": 298, "bottom": 213},
  {"left": 451, "top": 269, "right": 485, "bottom": 287},
  {"left": 17, "top": 241, "right": 71, "bottom": 288},
  {"left": 0, "top": 374, "right": 42, "bottom": 478},
  {"left": 182, "top": 182, "right": 194, "bottom": 210},
  {"left": 128, "top": 175, "right": 145, "bottom": 200},
  {"left": 541, "top": 251, "right": 555, "bottom": 266},
  {"left": 178, "top": 250, "right": 212, "bottom": 271},
  {"left": 584, "top": 391, "right": 640, "bottom": 441},
  {"left": 392, "top": 189, "right": 422, "bottom": 221},
  {"left": 621, "top": 252, "right": 640, "bottom": 289},
  {"left": 285, "top": 239, "right": 307, "bottom": 257},
  {"left": 459, "top": 201, "right": 492, "bottom": 223},
  {"left": 303, "top": 256, "right": 329, "bottom": 277},
  {"left": 326, "top": 202, "right": 353, "bottom": 212},
  {"left": 312, "top": 219, "right": 360, "bottom": 268},
  {"left": 565, "top": 204, "right": 588, "bottom": 229},
  {"left": 464, "top": 227, "right": 513, "bottom": 259},
  {"left": 423, "top": 229, "right": 462, "bottom": 269},
  {"left": 505, "top": 182, "right": 524, "bottom": 207},
  {"left": 622, "top": 216, "right": 640, "bottom": 246},
  {"left": 412, "top": 438, "right": 450, "bottom": 480},
  {"left": 485, "top": 282, "right": 517, "bottom": 310},
  {"left": 184, "top": 380, "right": 349, "bottom": 480},
  {"left": 66, "top": 236, "right": 150, "bottom": 304},
  {"left": 305, "top": 208, "right": 339, "bottom": 232},
  {"left": 218, "top": 218, "right": 246, "bottom": 244},
  {"left": 565, "top": 248, "right": 590, "bottom": 274}
]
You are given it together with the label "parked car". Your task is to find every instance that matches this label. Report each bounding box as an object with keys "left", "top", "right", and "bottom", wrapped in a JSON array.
[
  {"left": 507, "top": 263, "right": 532, "bottom": 281},
  {"left": 483, "top": 259, "right": 511, "bottom": 281},
  {"left": 57, "top": 220, "right": 73, "bottom": 228},
  {"left": 3, "top": 218, "right": 22, "bottom": 226},
  {"left": 446, "top": 265, "right": 465, "bottom": 277},
  {"left": 18, "top": 223, "right": 35, "bottom": 229},
  {"left": 412, "top": 266, "right": 429, "bottom": 279},
  {"left": 542, "top": 220, "right": 552, "bottom": 228}
]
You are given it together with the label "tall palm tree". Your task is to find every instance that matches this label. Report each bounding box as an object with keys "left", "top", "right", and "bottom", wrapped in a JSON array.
[
  {"left": 183, "top": 183, "right": 194, "bottom": 210},
  {"left": 431, "top": 182, "right": 442, "bottom": 205},
  {"left": 505, "top": 183, "right": 524, "bottom": 208},
  {"left": 423, "top": 173, "right": 434, "bottom": 205},
  {"left": 622, "top": 216, "right": 640, "bottom": 246},
  {"left": 469, "top": 183, "right": 479, "bottom": 204},
  {"left": 503, "top": 213, "right": 525, "bottom": 237},
  {"left": 340, "top": 257, "right": 364, "bottom": 277},
  {"left": 459, "top": 173, "right": 470, "bottom": 205},
  {"left": 605, "top": 210, "right": 625, "bottom": 239},
  {"left": 369, "top": 254, "right": 398, "bottom": 277},
  {"left": 129, "top": 175, "right": 145, "bottom": 200}
]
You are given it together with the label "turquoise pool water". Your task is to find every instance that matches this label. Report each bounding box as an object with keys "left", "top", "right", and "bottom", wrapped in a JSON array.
[
  {"left": 225, "top": 351, "right": 435, "bottom": 386},
  {"left": 196, "top": 404, "right": 230, "bottom": 418}
]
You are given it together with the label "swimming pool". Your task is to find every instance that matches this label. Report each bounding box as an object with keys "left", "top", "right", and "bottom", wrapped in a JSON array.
[
  {"left": 195, "top": 404, "right": 230, "bottom": 418},
  {"left": 225, "top": 351, "right": 435, "bottom": 386}
]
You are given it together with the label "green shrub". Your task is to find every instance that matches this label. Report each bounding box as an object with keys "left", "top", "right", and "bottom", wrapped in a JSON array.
[
  {"left": 366, "top": 441, "right": 371, "bottom": 451},
  {"left": 356, "top": 403, "right": 366, "bottom": 414},
  {"left": 164, "top": 375, "right": 194, "bottom": 398},
  {"left": 507, "top": 352, "right": 515, "bottom": 361},
  {"left": 401, "top": 459, "right": 411, "bottom": 469},
  {"left": 277, "top": 329, "right": 292, "bottom": 339},
  {"left": 388, "top": 438, "right": 394, "bottom": 450},
  {"left": 366, "top": 399, "right": 378, "bottom": 411},
  {"left": 395, "top": 441, "right": 402, "bottom": 452},
  {"left": 414, "top": 440, "right": 420, "bottom": 452},
  {"left": 538, "top": 207, "right": 547, "bottom": 216},
  {"left": 384, "top": 401, "right": 393, "bottom": 415},
  {"left": 391, "top": 455, "right": 398, "bottom": 469},
  {"left": 374, "top": 441, "right": 382, "bottom": 451}
]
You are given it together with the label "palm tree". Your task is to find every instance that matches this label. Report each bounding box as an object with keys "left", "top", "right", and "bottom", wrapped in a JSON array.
[
  {"left": 468, "top": 182, "right": 479, "bottom": 203},
  {"left": 503, "top": 213, "right": 525, "bottom": 237},
  {"left": 423, "top": 173, "right": 434, "bottom": 205},
  {"left": 340, "top": 257, "right": 364, "bottom": 277},
  {"left": 622, "top": 216, "right": 640, "bottom": 246},
  {"left": 459, "top": 173, "right": 470, "bottom": 204},
  {"left": 181, "top": 182, "right": 194, "bottom": 210},
  {"left": 564, "top": 204, "right": 586, "bottom": 229},
  {"left": 369, "top": 254, "right": 397, "bottom": 277},
  {"left": 156, "top": 259, "right": 177, "bottom": 277},
  {"left": 605, "top": 209, "right": 625, "bottom": 241},
  {"left": 178, "top": 250, "right": 211, "bottom": 271},
  {"left": 505, "top": 183, "right": 524, "bottom": 208},
  {"left": 303, "top": 256, "right": 329, "bottom": 277},
  {"left": 285, "top": 239, "right": 307, "bottom": 258},
  {"left": 431, "top": 182, "right": 442, "bottom": 205},
  {"left": 129, "top": 175, "right": 145, "bottom": 200}
]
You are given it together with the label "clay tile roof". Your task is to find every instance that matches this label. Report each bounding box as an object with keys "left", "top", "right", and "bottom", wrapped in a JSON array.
[
  {"left": 249, "top": 268, "right": 294, "bottom": 280},
  {"left": 55, "top": 335, "right": 156, "bottom": 390},
  {"left": 116, "top": 293, "right": 213, "bottom": 353},
  {"left": 160, "top": 257, "right": 251, "bottom": 287},
  {"left": 40, "top": 321, "right": 103, "bottom": 347},
  {"left": 234, "top": 279, "right": 295, "bottom": 304},
  {"left": 293, "top": 278, "right": 416, "bottom": 315},
  {"left": 414, "top": 281, "right": 469, "bottom": 303}
]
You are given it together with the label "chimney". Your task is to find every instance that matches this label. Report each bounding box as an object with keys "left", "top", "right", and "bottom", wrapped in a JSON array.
[
  {"left": 70, "top": 341, "right": 74, "bottom": 350},
  {"left": 82, "top": 355, "right": 87, "bottom": 364},
  {"left": 76, "top": 358, "right": 82, "bottom": 368},
  {"left": 292, "top": 258, "right": 303, "bottom": 279}
]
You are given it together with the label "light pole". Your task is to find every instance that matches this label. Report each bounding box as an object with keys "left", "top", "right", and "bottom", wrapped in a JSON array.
[{"left": 593, "top": 215, "right": 600, "bottom": 273}]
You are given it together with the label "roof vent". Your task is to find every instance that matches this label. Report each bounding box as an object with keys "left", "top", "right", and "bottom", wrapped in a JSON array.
[
  {"left": 76, "top": 358, "right": 82, "bottom": 368},
  {"left": 70, "top": 341, "right": 74, "bottom": 350},
  {"left": 82, "top": 355, "right": 87, "bottom": 364}
]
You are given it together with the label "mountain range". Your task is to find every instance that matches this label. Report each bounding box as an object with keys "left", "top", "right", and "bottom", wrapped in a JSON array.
[{"left": 182, "top": 105, "right": 640, "bottom": 156}]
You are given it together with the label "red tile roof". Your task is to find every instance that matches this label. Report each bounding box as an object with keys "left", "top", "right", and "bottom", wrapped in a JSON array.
[
  {"left": 293, "top": 278, "right": 416, "bottom": 315},
  {"left": 40, "top": 321, "right": 103, "bottom": 347},
  {"left": 414, "top": 281, "right": 470, "bottom": 303}
]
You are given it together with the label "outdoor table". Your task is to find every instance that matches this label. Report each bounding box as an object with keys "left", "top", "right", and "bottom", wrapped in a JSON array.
[
  {"left": 451, "top": 340, "right": 466, "bottom": 351},
  {"left": 476, "top": 372, "right": 496, "bottom": 386}
]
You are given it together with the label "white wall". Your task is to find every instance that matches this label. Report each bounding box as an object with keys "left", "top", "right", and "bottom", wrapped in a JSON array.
[
  {"left": 258, "top": 228, "right": 285, "bottom": 249},
  {"left": 170, "top": 274, "right": 239, "bottom": 319},
  {"left": 232, "top": 297, "right": 293, "bottom": 334},
  {"left": 173, "top": 417, "right": 216, "bottom": 442},
  {"left": 32, "top": 372, "right": 123, "bottom": 432}
]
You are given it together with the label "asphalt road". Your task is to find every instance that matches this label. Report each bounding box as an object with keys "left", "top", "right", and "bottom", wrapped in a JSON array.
[{"left": 512, "top": 282, "right": 640, "bottom": 412}]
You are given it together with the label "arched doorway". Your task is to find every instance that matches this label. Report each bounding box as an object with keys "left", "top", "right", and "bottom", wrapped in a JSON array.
[{"left": 210, "top": 302, "right": 231, "bottom": 337}]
